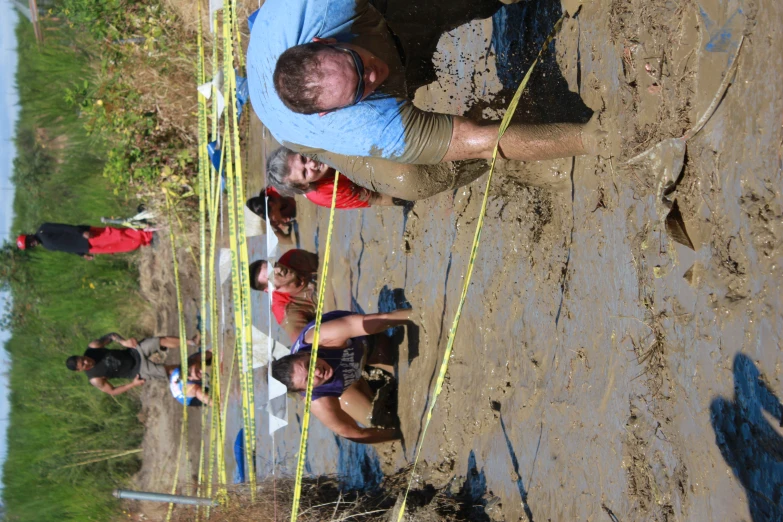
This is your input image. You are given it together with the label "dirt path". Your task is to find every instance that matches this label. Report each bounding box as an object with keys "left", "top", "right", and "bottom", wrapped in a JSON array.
[{"left": 130, "top": 222, "right": 204, "bottom": 520}]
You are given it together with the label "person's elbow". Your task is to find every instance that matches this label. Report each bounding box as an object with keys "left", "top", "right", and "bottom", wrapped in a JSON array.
[{"left": 331, "top": 423, "right": 368, "bottom": 442}]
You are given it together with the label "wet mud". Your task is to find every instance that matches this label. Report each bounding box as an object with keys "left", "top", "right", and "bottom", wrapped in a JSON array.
[
  {"left": 140, "top": 0, "right": 782, "bottom": 519},
  {"left": 256, "top": 0, "right": 783, "bottom": 519}
]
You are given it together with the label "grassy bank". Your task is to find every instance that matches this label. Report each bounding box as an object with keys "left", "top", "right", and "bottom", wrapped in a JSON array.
[{"left": 2, "top": 22, "right": 148, "bottom": 522}]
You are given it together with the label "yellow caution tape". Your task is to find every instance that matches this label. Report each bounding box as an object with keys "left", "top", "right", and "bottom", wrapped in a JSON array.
[
  {"left": 290, "top": 170, "right": 341, "bottom": 521},
  {"left": 222, "top": 0, "right": 257, "bottom": 498},
  {"left": 164, "top": 191, "right": 193, "bottom": 522},
  {"left": 195, "top": 0, "right": 210, "bottom": 514},
  {"left": 395, "top": 14, "right": 566, "bottom": 521}
]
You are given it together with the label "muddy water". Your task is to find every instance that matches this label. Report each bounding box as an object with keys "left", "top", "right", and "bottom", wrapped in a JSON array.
[{"left": 236, "top": 0, "right": 783, "bottom": 519}]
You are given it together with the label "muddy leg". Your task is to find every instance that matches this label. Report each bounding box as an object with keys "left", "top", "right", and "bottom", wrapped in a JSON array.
[
  {"left": 339, "top": 378, "right": 375, "bottom": 425},
  {"left": 444, "top": 115, "right": 607, "bottom": 162},
  {"left": 367, "top": 334, "right": 396, "bottom": 375},
  {"left": 314, "top": 151, "right": 489, "bottom": 200}
]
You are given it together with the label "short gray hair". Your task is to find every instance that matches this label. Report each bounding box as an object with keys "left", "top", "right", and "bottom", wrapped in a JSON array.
[{"left": 266, "top": 146, "right": 309, "bottom": 196}]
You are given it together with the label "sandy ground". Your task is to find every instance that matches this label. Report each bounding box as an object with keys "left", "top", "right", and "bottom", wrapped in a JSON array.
[
  {"left": 133, "top": 0, "right": 783, "bottom": 520},
  {"left": 129, "top": 224, "right": 204, "bottom": 520}
]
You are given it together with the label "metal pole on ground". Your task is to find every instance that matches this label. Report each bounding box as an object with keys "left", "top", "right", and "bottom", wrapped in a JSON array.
[{"left": 113, "top": 489, "right": 218, "bottom": 506}]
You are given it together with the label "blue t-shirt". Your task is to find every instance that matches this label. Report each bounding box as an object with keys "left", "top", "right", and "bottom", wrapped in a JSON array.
[
  {"left": 291, "top": 310, "right": 367, "bottom": 399},
  {"left": 246, "top": 0, "right": 413, "bottom": 160}
]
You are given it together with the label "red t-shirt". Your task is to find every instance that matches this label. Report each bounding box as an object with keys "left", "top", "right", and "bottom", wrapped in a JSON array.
[
  {"left": 271, "top": 291, "right": 292, "bottom": 324},
  {"left": 305, "top": 174, "right": 372, "bottom": 209}
]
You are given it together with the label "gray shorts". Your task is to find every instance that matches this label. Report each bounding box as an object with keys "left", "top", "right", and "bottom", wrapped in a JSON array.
[{"left": 137, "top": 337, "right": 168, "bottom": 380}]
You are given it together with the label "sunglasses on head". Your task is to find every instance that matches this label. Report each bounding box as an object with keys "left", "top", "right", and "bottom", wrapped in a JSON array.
[{"left": 331, "top": 45, "right": 365, "bottom": 108}]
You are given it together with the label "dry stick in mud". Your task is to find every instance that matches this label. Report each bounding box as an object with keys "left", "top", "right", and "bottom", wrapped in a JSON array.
[
  {"left": 624, "top": 36, "right": 745, "bottom": 230},
  {"left": 395, "top": 14, "right": 567, "bottom": 521}
]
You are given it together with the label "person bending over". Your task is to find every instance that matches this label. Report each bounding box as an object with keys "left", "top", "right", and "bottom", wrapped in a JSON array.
[
  {"left": 266, "top": 147, "right": 410, "bottom": 209},
  {"left": 66, "top": 333, "right": 207, "bottom": 397},
  {"left": 17, "top": 223, "right": 154, "bottom": 260},
  {"left": 169, "top": 364, "right": 211, "bottom": 406},
  {"left": 271, "top": 309, "right": 410, "bottom": 444},
  {"left": 246, "top": 187, "right": 297, "bottom": 243},
  {"left": 249, "top": 248, "right": 319, "bottom": 341},
  {"left": 247, "top": 0, "right": 605, "bottom": 199}
]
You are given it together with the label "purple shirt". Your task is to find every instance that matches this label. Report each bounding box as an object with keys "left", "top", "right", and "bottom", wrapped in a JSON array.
[{"left": 291, "top": 311, "right": 367, "bottom": 399}]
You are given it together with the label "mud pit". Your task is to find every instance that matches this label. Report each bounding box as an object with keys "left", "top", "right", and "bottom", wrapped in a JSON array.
[{"left": 143, "top": 0, "right": 783, "bottom": 519}]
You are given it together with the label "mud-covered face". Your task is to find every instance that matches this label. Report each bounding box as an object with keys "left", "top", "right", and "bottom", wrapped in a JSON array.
[
  {"left": 284, "top": 153, "right": 332, "bottom": 190},
  {"left": 313, "top": 41, "right": 390, "bottom": 113},
  {"left": 290, "top": 354, "right": 333, "bottom": 391}
]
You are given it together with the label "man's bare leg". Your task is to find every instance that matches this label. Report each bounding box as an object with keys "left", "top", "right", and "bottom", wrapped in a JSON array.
[{"left": 339, "top": 378, "right": 375, "bottom": 425}]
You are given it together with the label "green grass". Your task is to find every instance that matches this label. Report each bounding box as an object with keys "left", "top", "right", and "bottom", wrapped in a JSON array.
[{"left": 2, "top": 21, "right": 149, "bottom": 522}]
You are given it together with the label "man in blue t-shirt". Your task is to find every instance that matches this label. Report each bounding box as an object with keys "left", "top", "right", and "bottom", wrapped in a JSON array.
[
  {"left": 247, "top": 0, "right": 605, "bottom": 198},
  {"left": 271, "top": 309, "right": 408, "bottom": 444}
]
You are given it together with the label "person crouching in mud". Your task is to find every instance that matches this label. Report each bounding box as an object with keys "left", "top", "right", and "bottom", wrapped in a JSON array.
[
  {"left": 266, "top": 146, "right": 411, "bottom": 209},
  {"left": 248, "top": 0, "right": 608, "bottom": 202},
  {"left": 271, "top": 309, "right": 409, "bottom": 444}
]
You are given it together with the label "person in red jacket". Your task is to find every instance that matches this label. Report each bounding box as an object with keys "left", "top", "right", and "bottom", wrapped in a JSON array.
[
  {"left": 17, "top": 223, "right": 153, "bottom": 260},
  {"left": 249, "top": 248, "right": 319, "bottom": 341},
  {"left": 265, "top": 146, "right": 411, "bottom": 209}
]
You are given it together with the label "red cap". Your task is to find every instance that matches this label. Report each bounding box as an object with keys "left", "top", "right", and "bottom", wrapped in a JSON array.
[{"left": 16, "top": 235, "right": 28, "bottom": 250}]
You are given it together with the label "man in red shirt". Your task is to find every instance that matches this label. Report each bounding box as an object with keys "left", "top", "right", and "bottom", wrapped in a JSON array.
[
  {"left": 249, "top": 248, "right": 319, "bottom": 341},
  {"left": 17, "top": 223, "right": 153, "bottom": 260},
  {"left": 265, "top": 147, "right": 410, "bottom": 209}
]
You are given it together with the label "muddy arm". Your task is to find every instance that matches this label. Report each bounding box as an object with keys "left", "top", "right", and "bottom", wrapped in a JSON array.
[
  {"left": 311, "top": 397, "right": 399, "bottom": 444},
  {"left": 90, "top": 375, "right": 145, "bottom": 396},
  {"left": 187, "top": 383, "right": 211, "bottom": 406},
  {"left": 304, "top": 309, "right": 413, "bottom": 347},
  {"left": 88, "top": 332, "right": 125, "bottom": 348}
]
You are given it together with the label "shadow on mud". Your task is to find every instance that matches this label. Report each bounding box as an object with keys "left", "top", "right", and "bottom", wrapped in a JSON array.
[
  {"left": 711, "top": 353, "right": 783, "bottom": 521},
  {"left": 491, "top": 400, "right": 538, "bottom": 521},
  {"left": 371, "top": 0, "right": 501, "bottom": 92},
  {"left": 489, "top": 1, "right": 592, "bottom": 124},
  {"left": 373, "top": 0, "right": 591, "bottom": 123},
  {"left": 378, "top": 285, "right": 419, "bottom": 363}
]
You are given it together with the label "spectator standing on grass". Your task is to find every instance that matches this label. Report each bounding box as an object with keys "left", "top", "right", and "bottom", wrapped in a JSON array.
[{"left": 17, "top": 222, "right": 154, "bottom": 260}]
